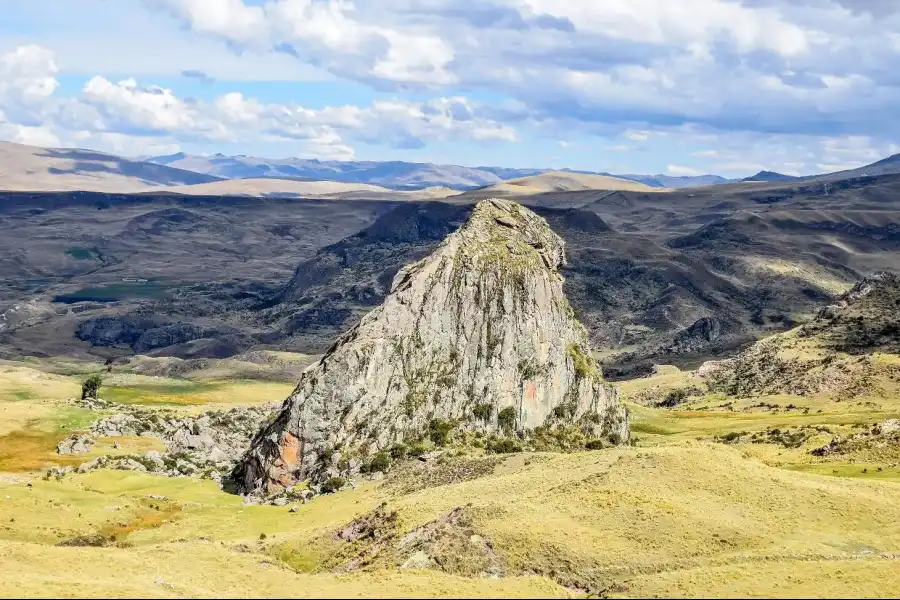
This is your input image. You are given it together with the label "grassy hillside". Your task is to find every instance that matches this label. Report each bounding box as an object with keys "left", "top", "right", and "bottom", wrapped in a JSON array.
[{"left": 1, "top": 351, "right": 899, "bottom": 598}]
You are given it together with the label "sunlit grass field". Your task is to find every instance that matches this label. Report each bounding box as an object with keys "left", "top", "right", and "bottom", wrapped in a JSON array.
[{"left": 1, "top": 355, "right": 899, "bottom": 598}]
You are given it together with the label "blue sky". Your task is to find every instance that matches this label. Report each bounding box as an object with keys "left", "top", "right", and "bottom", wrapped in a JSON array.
[{"left": 1, "top": 0, "right": 899, "bottom": 176}]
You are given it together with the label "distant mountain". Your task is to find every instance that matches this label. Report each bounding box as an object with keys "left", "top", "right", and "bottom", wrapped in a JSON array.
[
  {"left": 166, "top": 178, "right": 460, "bottom": 200},
  {"left": 620, "top": 174, "right": 734, "bottom": 188},
  {"left": 146, "top": 153, "right": 730, "bottom": 191},
  {"left": 0, "top": 142, "right": 221, "bottom": 193},
  {"left": 742, "top": 171, "right": 797, "bottom": 182},
  {"left": 148, "top": 153, "right": 514, "bottom": 190},
  {"left": 816, "top": 153, "right": 900, "bottom": 182}
]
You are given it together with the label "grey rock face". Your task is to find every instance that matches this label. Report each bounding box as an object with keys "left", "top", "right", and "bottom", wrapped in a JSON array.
[
  {"left": 56, "top": 434, "right": 95, "bottom": 455},
  {"left": 236, "top": 198, "right": 630, "bottom": 495},
  {"left": 78, "top": 401, "right": 279, "bottom": 480}
]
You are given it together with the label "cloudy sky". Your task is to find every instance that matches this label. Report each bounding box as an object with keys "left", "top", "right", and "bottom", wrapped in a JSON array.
[{"left": 2, "top": 0, "right": 899, "bottom": 176}]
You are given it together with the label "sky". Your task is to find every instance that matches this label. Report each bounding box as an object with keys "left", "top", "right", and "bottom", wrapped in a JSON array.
[{"left": 1, "top": 0, "right": 900, "bottom": 177}]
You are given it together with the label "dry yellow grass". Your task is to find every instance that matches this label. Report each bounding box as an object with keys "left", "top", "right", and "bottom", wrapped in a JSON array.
[
  {"left": 3, "top": 356, "right": 900, "bottom": 597},
  {"left": 615, "top": 559, "right": 900, "bottom": 598},
  {"left": 469, "top": 171, "right": 665, "bottom": 196},
  {"left": 0, "top": 540, "right": 570, "bottom": 599},
  {"left": 4, "top": 442, "right": 899, "bottom": 597},
  {"left": 740, "top": 257, "right": 853, "bottom": 296}
]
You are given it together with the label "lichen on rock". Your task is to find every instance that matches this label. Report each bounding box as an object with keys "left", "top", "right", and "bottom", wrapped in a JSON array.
[{"left": 235, "top": 198, "right": 630, "bottom": 496}]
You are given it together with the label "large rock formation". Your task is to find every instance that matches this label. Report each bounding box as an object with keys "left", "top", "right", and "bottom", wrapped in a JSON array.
[{"left": 235, "top": 198, "right": 629, "bottom": 495}]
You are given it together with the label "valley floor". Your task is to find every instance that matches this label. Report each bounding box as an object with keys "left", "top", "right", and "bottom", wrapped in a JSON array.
[{"left": 1, "top": 357, "right": 899, "bottom": 598}]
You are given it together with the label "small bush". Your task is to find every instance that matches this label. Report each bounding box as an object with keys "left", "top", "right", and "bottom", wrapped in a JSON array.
[
  {"left": 428, "top": 418, "right": 454, "bottom": 446},
  {"left": 485, "top": 437, "right": 522, "bottom": 454},
  {"left": 585, "top": 439, "right": 605, "bottom": 450},
  {"left": 472, "top": 403, "right": 493, "bottom": 422},
  {"left": 719, "top": 431, "right": 742, "bottom": 444},
  {"left": 367, "top": 452, "right": 391, "bottom": 473},
  {"left": 407, "top": 442, "right": 429, "bottom": 457},
  {"left": 607, "top": 432, "right": 622, "bottom": 445},
  {"left": 656, "top": 388, "right": 689, "bottom": 408},
  {"left": 552, "top": 403, "right": 574, "bottom": 420},
  {"left": 321, "top": 477, "right": 347, "bottom": 494},
  {"left": 497, "top": 407, "right": 517, "bottom": 433},
  {"left": 81, "top": 374, "right": 103, "bottom": 400},
  {"left": 389, "top": 443, "right": 408, "bottom": 460},
  {"left": 567, "top": 344, "right": 597, "bottom": 379}
]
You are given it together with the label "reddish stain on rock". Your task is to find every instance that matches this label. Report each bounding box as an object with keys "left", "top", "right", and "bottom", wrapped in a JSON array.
[
  {"left": 523, "top": 380, "right": 537, "bottom": 402},
  {"left": 280, "top": 432, "right": 301, "bottom": 466}
]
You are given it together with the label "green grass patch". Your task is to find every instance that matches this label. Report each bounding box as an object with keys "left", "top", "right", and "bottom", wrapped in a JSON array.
[
  {"left": 101, "top": 379, "right": 293, "bottom": 407},
  {"left": 53, "top": 282, "right": 177, "bottom": 304},
  {"left": 64, "top": 247, "right": 100, "bottom": 260}
]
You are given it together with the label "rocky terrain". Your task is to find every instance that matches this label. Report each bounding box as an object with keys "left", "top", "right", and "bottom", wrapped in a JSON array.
[
  {"left": 47, "top": 395, "right": 279, "bottom": 486},
  {"left": 237, "top": 199, "right": 629, "bottom": 495},
  {"left": 4, "top": 169, "right": 900, "bottom": 376},
  {"left": 699, "top": 272, "right": 900, "bottom": 399}
]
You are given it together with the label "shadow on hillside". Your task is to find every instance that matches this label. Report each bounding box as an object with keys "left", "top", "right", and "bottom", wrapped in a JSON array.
[{"left": 38, "top": 148, "right": 215, "bottom": 186}]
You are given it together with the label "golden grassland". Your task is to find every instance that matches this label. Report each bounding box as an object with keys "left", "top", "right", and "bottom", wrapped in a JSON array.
[{"left": 0, "top": 356, "right": 899, "bottom": 598}]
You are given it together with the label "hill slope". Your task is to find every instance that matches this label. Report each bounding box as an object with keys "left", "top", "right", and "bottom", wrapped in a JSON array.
[
  {"left": 166, "top": 178, "right": 459, "bottom": 200},
  {"left": 0, "top": 142, "right": 221, "bottom": 192},
  {"left": 462, "top": 171, "right": 663, "bottom": 199},
  {"left": 148, "top": 152, "right": 727, "bottom": 191}
]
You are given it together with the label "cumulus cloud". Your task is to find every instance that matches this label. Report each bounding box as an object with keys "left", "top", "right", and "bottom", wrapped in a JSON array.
[
  {"left": 0, "top": 45, "right": 515, "bottom": 160},
  {"left": 140, "top": 0, "right": 900, "bottom": 142},
  {"left": 666, "top": 164, "right": 702, "bottom": 177}
]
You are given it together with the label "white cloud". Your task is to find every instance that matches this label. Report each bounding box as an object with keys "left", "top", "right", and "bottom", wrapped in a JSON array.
[
  {"left": 134, "top": 0, "right": 900, "bottom": 145},
  {"left": 666, "top": 164, "right": 702, "bottom": 176},
  {"left": 0, "top": 45, "right": 516, "bottom": 160},
  {"left": 3, "top": 124, "right": 61, "bottom": 147}
]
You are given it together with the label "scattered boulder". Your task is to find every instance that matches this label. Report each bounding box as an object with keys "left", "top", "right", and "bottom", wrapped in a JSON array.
[{"left": 56, "top": 434, "right": 95, "bottom": 455}]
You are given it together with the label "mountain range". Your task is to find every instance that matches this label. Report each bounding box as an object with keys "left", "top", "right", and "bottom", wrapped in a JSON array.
[{"left": 146, "top": 152, "right": 734, "bottom": 190}]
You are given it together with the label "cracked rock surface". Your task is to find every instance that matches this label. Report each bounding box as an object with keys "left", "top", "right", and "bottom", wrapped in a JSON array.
[{"left": 236, "top": 198, "right": 630, "bottom": 495}]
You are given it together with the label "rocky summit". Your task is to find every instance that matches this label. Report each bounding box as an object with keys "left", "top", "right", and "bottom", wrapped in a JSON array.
[{"left": 236, "top": 198, "right": 630, "bottom": 495}]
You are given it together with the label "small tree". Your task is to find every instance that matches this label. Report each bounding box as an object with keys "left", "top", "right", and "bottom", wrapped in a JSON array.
[
  {"left": 81, "top": 374, "right": 103, "bottom": 400},
  {"left": 427, "top": 418, "right": 454, "bottom": 446},
  {"left": 497, "top": 407, "right": 517, "bottom": 433}
]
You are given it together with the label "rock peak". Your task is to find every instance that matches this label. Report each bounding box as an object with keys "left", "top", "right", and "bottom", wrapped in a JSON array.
[{"left": 235, "top": 198, "right": 629, "bottom": 496}]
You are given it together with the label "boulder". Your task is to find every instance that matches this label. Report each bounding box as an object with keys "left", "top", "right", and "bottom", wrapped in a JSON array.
[{"left": 56, "top": 434, "right": 96, "bottom": 455}]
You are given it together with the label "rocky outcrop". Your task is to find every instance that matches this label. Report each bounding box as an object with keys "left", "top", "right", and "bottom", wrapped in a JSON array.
[
  {"left": 76, "top": 400, "right": 279, "bottom": 483},
  {"left": 56, "top": 434, "right": 95, "bottom": 454},
  {"left": 698, "top": 272, "right": 900, "bottom": 398},
  {"left": 236, "top": 198, "right": 629, "bottom": 496}
]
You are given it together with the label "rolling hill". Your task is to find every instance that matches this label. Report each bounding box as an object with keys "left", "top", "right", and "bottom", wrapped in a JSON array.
[
  {"left": 0, "top": 141, "right": 221, "bottom": 193},
  {"left": 146, "top": 152, "right": 727, "bottom": 191},
  {"left": 459, "top": 171, "right": 664, "bottom": 199}
]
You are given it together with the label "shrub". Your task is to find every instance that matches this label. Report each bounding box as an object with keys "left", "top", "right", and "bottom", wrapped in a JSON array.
[
  {"left": 607, "top": 432, "right": 622, "bottom": 445},
  {"left": 567, "top": 344, "right": 597, "bottom": 379},
  {"left": 497, "top": 407, "right": 517, "bottom": 433},
  {"left": 585, "top": 439, "right": 605, "bottom": 450},
  {"left": 389, "top": 443, "right": 408, "bottom": 460},
  {"left": 428, "top": 418, "right": 454, "bottom": 446},
  {"left": 407, "top": 441, "right": 429, "bottom": 458},
  {"left": 719, "top": 431, "right": 742, "bottom": 444},
  {"left": 321, "top": 477, "right": 347, "bottom": 494},
  {"left": 367, "top": 452, "right": 391, "bottom": 473},
  {"left": 472, "top": 403, "right": 493, "bottom": 422},
  {"left": 656, "top": 388, "right": 689, "bottom": 408},
  {"left": 81, "top": 374, "right": 103, "bottom": 400},
  {"left": 552, "top": 403, "right": 574, "bottom": 420},
  {"left": 485, "top": 437, "right": 522, "bottom": 454}
]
